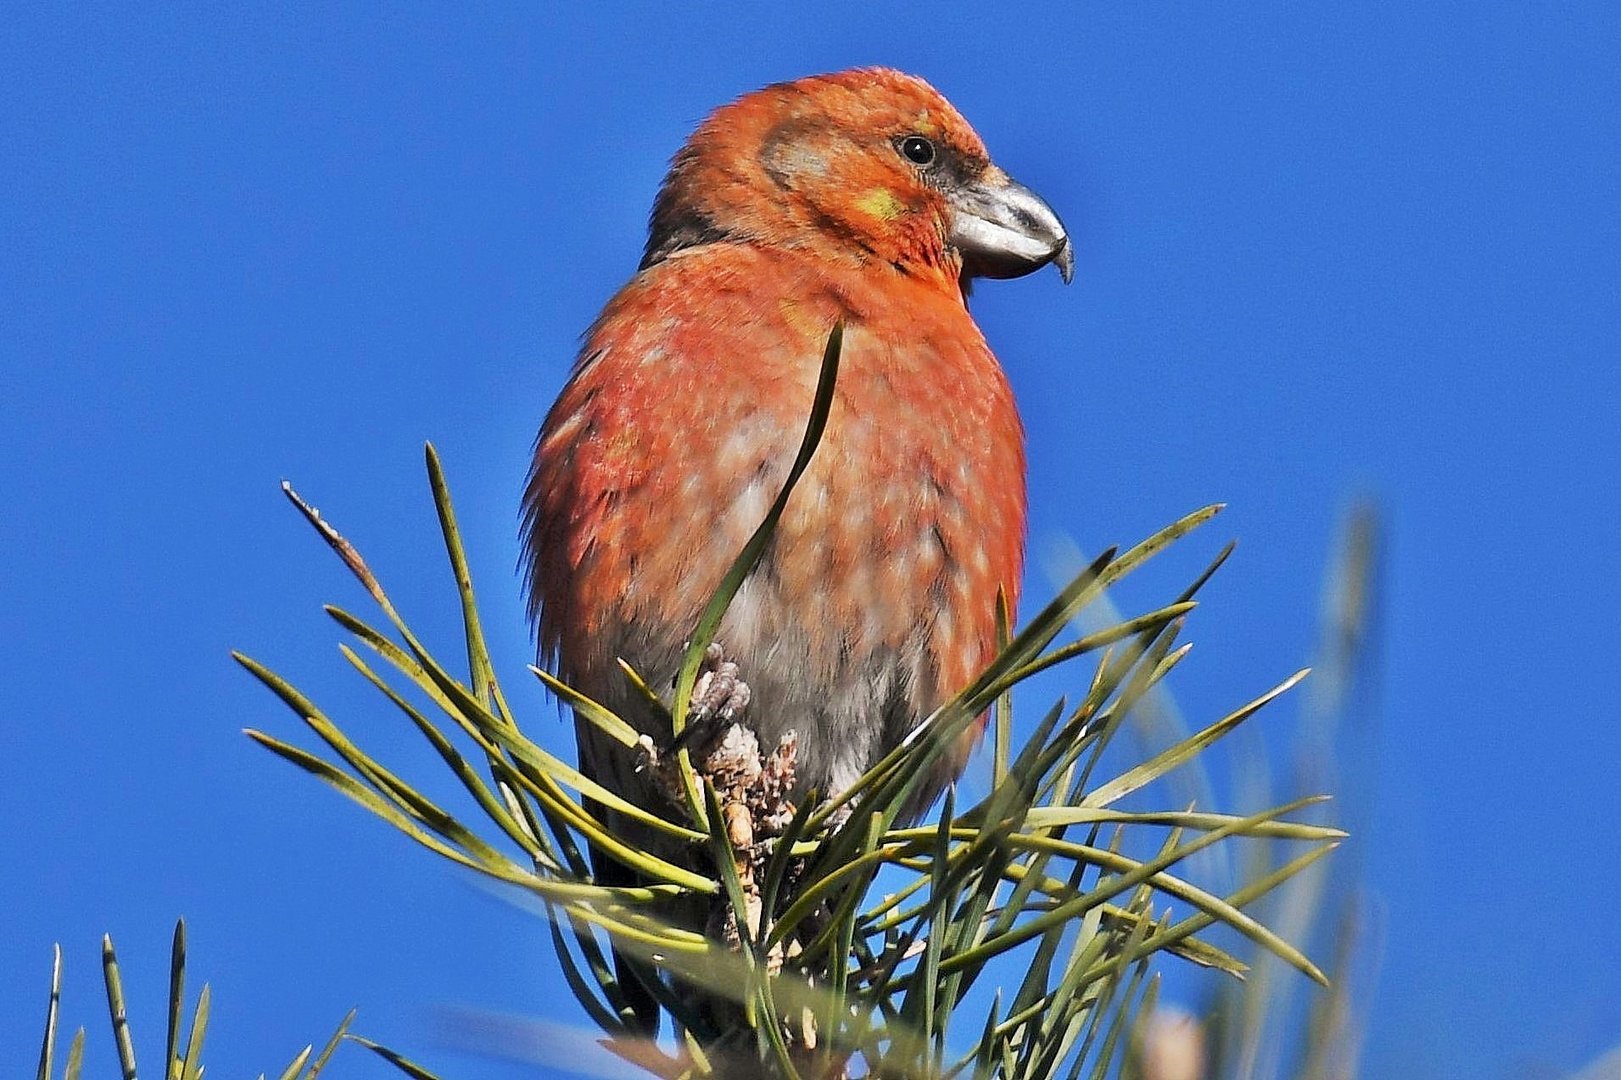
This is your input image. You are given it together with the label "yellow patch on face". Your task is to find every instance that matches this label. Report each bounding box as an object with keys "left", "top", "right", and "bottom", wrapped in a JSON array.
[
  {"left": 912, "top": 111, "right": 937, "bottom": 134},
  {"left": 855, "top": 187, "right": 907, "bottom": 221}
]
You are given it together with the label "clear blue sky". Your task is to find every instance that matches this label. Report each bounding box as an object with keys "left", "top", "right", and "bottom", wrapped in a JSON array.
[{"left": 2, "top": 4, "right": 1618, "bottom": 1078}]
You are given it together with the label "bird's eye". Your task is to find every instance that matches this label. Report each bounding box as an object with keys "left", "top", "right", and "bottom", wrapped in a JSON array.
[{"left": 897, "top": 135, "right": 936, "bottom": 166}]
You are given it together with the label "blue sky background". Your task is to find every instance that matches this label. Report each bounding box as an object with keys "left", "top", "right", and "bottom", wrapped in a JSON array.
[{"left": 2, "top": 4, "right": 1618, "bottom": 1078}]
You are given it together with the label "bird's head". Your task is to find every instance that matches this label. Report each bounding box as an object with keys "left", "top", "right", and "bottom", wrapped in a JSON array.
[{"left": 642, "top": 68, "right": 1073, "bottom": 290}]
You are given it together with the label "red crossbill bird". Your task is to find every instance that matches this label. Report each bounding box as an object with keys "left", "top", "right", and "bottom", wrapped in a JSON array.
[{"left": 521, "top": 67, "right": 1069, "bottom": 1020}]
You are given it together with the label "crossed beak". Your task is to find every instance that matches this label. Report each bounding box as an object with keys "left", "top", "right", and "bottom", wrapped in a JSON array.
[{"left": 947, "top": 166, "right": 1073, "bottom": 284}]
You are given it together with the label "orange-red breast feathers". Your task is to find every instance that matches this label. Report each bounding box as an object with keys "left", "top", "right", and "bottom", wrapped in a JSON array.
[{"left": 523, "top": 66, "right": 1069, "bottom": 812}]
